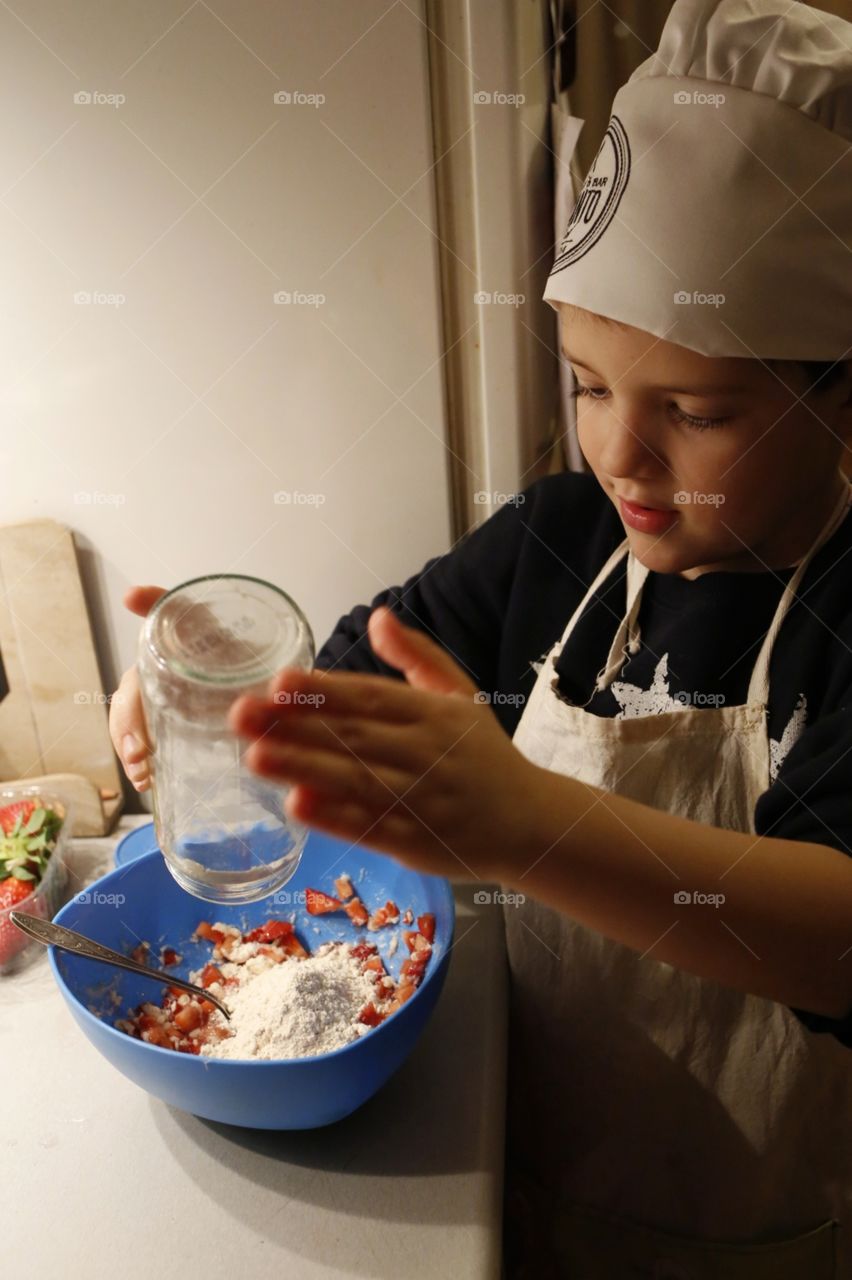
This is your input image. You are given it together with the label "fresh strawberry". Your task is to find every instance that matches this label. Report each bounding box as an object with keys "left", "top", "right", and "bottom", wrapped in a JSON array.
[
  {"left": 0, "top": 877, "right": 35, "bottom": 910},
  {"left": 0, "top": 799, "right": 37, "bottom": 835},
  {"left": 0, "top": 876, "right": 36, "bottom": 967},
  {"left": 0, "top": 800, "right": 64, "bottom": 887}
]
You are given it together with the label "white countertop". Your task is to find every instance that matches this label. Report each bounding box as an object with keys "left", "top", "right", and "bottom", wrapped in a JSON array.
[{"left": 2, "top": 817, "right": 507, "bottom": 1279}]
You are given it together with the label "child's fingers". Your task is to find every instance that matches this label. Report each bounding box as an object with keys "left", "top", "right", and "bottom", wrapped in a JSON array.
[
  {"left": 286, "top": 784, "right": 426, "bottom": 860},
  {"left": 123, "top": 584, "right": 168, "bottom": 618},
  {"left": 108, "top": 666, "right": 153, "bottom": 790},
  {"left": 266, "top": 665, "right": 446, "bottom": 724},
  {"left": 366, "top": 606, "right": 479, "bottom": 697},
  {"left": 230, "top": 695, "right": 433, "bottom": 770},
  {"left": 244, "top": 735, "right": 411, "bottom": 812}
]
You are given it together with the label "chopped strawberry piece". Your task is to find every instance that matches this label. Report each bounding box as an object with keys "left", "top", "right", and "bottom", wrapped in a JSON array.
[
  {"left": 279, "top": 933, "right": 309, "bottom": 959},
  {"left": 257, "top": 944, "right": 287, "bottom": 963},
  {"left": 200, "top": 963, "right": 224, "bottom": 989},
  {"left": 130, "top": 942, "right": 150, "bottom": 966},
  {"left": 367, "top": 900, "right": 401, "bottom": 931},
  {"left": 358, "top": 1002, "right": 384, "bottom": 1027},
  {"left": 195, "top": 921, "right": 225, "bottom": 944},
  {"left": 142, "top": 1024, "right": 172, "bottom": 1049},
  {"left": 334, "top": 874, "right": 354, "bottom": 900},
  {"left": 344, "top": 896, "right": 369, "bottom": 927},
  {"left": 350, "top": 941, "right": 378, "bottom": 960},
  {"left": 161, "top": 947, "right": 181, "bottom": 967},
  {"left": 417, "top": 913, "right": 435, "bottom": 943},
  {"left": 174, "top": 1003, "right": 202, "bottom": 1032},
  {"left": 244, "top": 919, "right": 295, "bottom": 944},
  {"left": 305, "top": 888, "right": 343, "bottom": 915},
  {"left": 402, "top": 908, "right": 414, "bottom": 925},
  {"left": 400, "top": 950, "right": 430, "bottom": 984}
]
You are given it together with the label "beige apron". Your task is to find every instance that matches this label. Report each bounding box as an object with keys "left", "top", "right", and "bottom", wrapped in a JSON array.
[{"left": 505, "top": 476, "right": 852, "bottom": 1279}]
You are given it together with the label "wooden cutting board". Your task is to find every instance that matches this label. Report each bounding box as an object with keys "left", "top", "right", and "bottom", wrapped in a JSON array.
[{"left": 0, "top": 518, "right": 124, "bottom": 834}]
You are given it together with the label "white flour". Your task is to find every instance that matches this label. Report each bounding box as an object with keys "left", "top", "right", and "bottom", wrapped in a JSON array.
[{"left": 199, "top": 942, "right": 379, "bottom": 1060}]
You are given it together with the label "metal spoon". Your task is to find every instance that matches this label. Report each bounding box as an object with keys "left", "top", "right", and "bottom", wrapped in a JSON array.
[{"left": 10, "top": 911, "right": 231, "bottom": 1019}]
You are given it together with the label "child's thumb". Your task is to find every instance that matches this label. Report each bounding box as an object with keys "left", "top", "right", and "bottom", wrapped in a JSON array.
[{"left": 367, "top": 606, "right": 478, "bottom": 697}]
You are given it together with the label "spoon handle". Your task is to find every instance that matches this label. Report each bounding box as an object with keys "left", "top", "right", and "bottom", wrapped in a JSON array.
[{"left": 10, "top": 910, "right": 231, "bottom": 1020}]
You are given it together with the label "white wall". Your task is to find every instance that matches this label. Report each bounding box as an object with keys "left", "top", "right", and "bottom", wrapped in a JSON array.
[{"left": 0, "top": 2, "right": 452, "bottom": 724}]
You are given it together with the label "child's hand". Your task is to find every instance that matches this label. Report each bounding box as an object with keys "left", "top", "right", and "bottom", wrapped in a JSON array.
[
  {"left": 228, "top": 606, "right": 548, "bottom": 882},
  {"left": 109, "top": 585, "right": 168, "bottom": 791}
]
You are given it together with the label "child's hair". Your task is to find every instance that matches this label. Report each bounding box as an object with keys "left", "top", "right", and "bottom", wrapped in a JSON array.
[
  {"left": 768, "top": 358, "right": 848, "bottom": 396},
  {"left": 560, "top": 303, "right": 848, "bottom": 397}
]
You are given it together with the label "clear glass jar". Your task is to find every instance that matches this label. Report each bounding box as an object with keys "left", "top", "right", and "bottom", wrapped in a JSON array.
[{"left": 137, "top": 574, "right": 315, "bottom": 904}]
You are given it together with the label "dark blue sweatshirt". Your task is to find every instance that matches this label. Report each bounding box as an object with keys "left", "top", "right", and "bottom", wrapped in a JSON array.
[{"left": 314, "top": 471, "right": 852, "bottom": 1046}]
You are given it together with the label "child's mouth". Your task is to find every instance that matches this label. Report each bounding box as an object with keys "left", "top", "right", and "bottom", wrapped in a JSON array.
[{"left": 618, "top": 496, "right": 678, "bottom": 535}]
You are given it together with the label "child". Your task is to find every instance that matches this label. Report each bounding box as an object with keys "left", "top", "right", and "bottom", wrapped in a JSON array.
[{"left": 111, "top": 1, "right": 852, "bottom": 1274}]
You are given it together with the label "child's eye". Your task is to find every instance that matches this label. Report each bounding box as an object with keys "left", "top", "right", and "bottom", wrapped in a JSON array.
[{"left": 568, "top": 384, "right": 731, "bottom": 431}]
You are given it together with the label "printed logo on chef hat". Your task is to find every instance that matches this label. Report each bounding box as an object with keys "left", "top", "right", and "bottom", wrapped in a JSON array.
[{"left": 552, "top": 115, "right": 631, "bottom": 273}]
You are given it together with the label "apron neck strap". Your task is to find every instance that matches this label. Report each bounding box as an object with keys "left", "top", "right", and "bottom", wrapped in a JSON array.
[
  {"left": 555, "top": 473, "right": 852, "bottom": 701},
  {"left": 554, "top": 535, "right": 631, "bottom": 664},
  {"left": 594, "top": 547, "right": 648, "bottom": 692}
]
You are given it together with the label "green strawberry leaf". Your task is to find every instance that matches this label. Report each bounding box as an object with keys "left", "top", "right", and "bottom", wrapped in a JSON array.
[
  {"left": 10, "top": 865, "right": 36, "bottom": 881},
  {"left": 23, "top": 807, "right": 46, "bottom": 835}
]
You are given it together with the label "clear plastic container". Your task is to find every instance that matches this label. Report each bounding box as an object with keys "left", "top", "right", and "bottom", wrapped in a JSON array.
[
  {"left": 0, "top": 786, "right": 72, "bottom": 975},
  {"left": 137, "top": 574, "right": 315, "bottom": 904}
]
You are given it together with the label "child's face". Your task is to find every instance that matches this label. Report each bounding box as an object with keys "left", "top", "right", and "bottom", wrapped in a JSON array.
[{"left": 560, "top": 306, "right": 852, "bottom": 578}]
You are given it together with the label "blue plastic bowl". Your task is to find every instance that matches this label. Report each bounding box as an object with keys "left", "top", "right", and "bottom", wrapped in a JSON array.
[
  {"left": 114, "top": 821, "right": 158, "bottom": 867},
  {"left": 49, "top": 839, "right": 454, "bottom": 1129}
]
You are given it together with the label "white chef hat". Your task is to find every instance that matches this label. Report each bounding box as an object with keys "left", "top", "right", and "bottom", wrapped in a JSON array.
[{"left": 543, "top": 0, "right": 852, "bottom": 360}]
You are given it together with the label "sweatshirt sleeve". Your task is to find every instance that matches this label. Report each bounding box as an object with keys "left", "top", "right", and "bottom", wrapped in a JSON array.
[
  {"left": 754, "top": 703, "right": 852, "bottom": 1047},
  {"left": 313, "top": 489, "right": 533, "bottom": 693}
]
